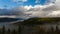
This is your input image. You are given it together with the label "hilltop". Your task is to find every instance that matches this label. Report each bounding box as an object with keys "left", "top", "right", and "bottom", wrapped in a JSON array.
[{"left": 13, "top": 17, "right": 60, "bottom": 26}]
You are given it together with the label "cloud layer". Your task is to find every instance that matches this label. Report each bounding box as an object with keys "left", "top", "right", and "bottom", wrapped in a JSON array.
[
  {"left": 0, "top": 0, "right": 60, "bottom": 19},
  {"left": 19, "top": 0, "right": 59, "bottom": 18}
]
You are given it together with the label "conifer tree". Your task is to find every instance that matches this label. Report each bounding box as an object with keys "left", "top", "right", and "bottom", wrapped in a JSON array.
[
  {"left": 56, "top": 25, "right": 59, "bottom": 31},
  {"left": 0, "top": 30, "right": 2, "bottom": 34},
  {"left": 39, "top": 28, "right": 45, "bottom": 34},
  {"left": 18, "top": 25, "right": 21, "bottom": 34},
  {"left": 12, "top": 29, "right": 16, "bottom": 34},
  {"left": 50, "top": 26, "right": 54, "bottom": 34},
  {"left": 7, "top": 29, "right": 10, "bottom": 34},
  {"left": 47, "top": 29, "right": 51, "bottom": 34},
  {"left": 55, "top": 25, "right": 59, "bottom": 34},
  {"left": 2, "top": 26, "right": 5, "bottom": 34}
]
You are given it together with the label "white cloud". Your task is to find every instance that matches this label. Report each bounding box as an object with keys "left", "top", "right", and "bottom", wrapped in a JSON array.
[
  {"left": 46, "top": 10, "right": 60, "bottom": 17},
  {"left": 22, "top": 0, "right": 60, "bottom": 18},
  {"left": 1, "top": 0, "right": 59, "bottom": 19},
  {"left": 55, "top": 0, "right": 60, "bottom": 10},
  {"left": 45, "top": 0, "right": 55, "bottom": 5},
  {"left": 22, "top": 0, "right": 27, "bottom": 2},
  {"left": 10, "top": 0, "right": 60, "bottom": 19},
  {"left": 55, "top": 0, "right": 60, "bottom": 5},
  {"left": 35, "top": 0, "right": 40, "bottom": 3},
  {"left": 0, "top": 16, "right": 17, "bottom": 18},
  {"left": 13, "top": 0, "right": 27, "bottom": 2},
  {"left": 24, "top": 5, "right": 33, "bottom": 10}
]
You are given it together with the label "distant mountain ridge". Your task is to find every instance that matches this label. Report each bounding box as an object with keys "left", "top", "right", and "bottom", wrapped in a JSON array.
[{"left": 0, "top": 17, "right": 23, "bottom": 22}]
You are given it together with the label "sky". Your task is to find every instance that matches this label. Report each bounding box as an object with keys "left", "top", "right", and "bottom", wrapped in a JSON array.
[
  {"left": 0, "top": 0, "right": 60, "bottom": 19},
  {"left": 0, "top": 0, "right": 46, "bottom": 9}
]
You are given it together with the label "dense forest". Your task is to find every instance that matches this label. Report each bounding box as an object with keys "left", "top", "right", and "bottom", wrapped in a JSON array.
[
  {"left": 0, "top": 23, "right": 60, "bottom": 34},
  {"left": 22, "top": 17, "right": 60, "bottom": 25},
  {"left": 0, "top": 17, "right": 60, "bottom": 34}
]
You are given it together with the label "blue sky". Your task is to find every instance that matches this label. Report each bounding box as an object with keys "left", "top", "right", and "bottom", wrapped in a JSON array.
[
  {"left": 0, "top": 0, "right": 18, "bottom": 9},
  {"left": 23, "top": 0, "right": 46, "bottom": 6},
  {"left": 0, "top": 0, "right": 46, "bottom": 9}
]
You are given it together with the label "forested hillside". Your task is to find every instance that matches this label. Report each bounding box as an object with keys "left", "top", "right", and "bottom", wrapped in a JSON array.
[{"left": 22, "top": 17, "right": 60, "bottom": 25}]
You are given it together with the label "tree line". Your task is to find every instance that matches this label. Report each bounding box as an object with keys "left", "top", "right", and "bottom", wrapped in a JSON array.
[
  {"left": 0, "top": 17, "right": 60, "bottom": 34},
  {"left": 22, "top": 17, "right": 60, "bottom": 25},
  {"left": 0, "top": 25, "right": 60, "bottom": 34},
  {"left": 0, "top": 25, "right": 21, "bottom": 34}
]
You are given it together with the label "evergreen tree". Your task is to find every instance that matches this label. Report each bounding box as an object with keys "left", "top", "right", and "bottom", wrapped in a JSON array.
[
  {"left": 56, "top": 25, "right": 59, "bottom": 31},
  {"left": 12, "top": 29, "right": 16, "bottom": 34},
  {"left": 2, "top": 26, "right": 5, "bottom": 34},
  {"left": 0, "top": 30, "right": 2, "bottom": 34},
  {"left": 39, "top": 28, "right": 45, "bottom": 34},
  {"left": 55, "top": 25, "right": 59, "bottom": 34},
  {"left": 7, "top": 29, "right": 10, "bottom": 34},
  {"left": 50, "top": 26, "right": 54, "bottom": 34},
  {"left": 18, "top": 25, "right": 21, "bottom": 34},
  {"left": 47, "top": 29, "right": 51, "bottom": 34}
]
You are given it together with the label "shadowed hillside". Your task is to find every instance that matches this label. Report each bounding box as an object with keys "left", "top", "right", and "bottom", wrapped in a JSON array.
[
  {"left": 21, "top": 17, "right": 60, "bottom": 25},
  {"left": 0, "top": 17, "right": 23, "bottom": 22}
]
